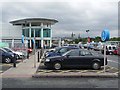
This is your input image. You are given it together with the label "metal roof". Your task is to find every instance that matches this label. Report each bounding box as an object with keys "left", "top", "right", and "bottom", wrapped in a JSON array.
[{"left": 10, "top": 18, "right": 58, "bottom": 25}]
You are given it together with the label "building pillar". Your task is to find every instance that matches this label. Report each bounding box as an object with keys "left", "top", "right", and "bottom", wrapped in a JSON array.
[
  {"left": 29, "top": 22, "right": 32, "bottom": 48},
  {"left": 50, "top": 25, "right": 52, "bottom": 48},
  {"left": 47, "top": 40, "right": 49, "bottom": 46},
  {"left": 50, "top": 39, "right": 52, "bottom": 48},
  {"left": 41, "top": 23, "right": 44, "bottom": 48}
]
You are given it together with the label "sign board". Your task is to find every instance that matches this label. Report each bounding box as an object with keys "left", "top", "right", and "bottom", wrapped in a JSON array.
[
  {"left": 101, "top": 29, "right": 110, "bottom": 42},
  {"left": 101, "top": 29, "right": 110, "bottom": 72}
]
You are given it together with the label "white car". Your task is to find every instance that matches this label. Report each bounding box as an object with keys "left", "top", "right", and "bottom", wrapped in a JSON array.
[{"left": 3, "top": 47, "right": 24, "bottom": 59}]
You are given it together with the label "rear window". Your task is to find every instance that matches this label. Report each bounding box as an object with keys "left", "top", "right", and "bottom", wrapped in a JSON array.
[{"left": 108, "top": 46, "right": 112, "bottom": 50}]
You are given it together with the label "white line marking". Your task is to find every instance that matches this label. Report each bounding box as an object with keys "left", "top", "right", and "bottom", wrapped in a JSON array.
[{"left": 108, "top": 60, "right": 120, "bottom": 64}]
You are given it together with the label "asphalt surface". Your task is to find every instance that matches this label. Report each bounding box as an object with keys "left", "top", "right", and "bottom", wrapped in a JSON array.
[
  {"left": 2, "top": 77, "right": 118, "bottom": 88},
  {"left": 107, "top": 55, "right": 119, "bottom": 68}
]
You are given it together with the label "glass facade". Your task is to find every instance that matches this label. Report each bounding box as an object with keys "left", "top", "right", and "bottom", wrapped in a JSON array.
[
  {"left": 31, "top": 28, "right": 34, "bottom": 37},
  {"left": 43, "top": 29, "right": 51, "bottom": 37},
  {"left": 35, "top": 28, "right": 41, "bottom": 37},
  {"left": 22, "top": 28, "right": 51, "bottom": 38},
  {"left": 22, "top": 28, "right": 29, "bottom": 37}
]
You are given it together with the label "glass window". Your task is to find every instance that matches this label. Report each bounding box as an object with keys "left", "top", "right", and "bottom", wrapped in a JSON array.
[
  {"left": 109, "top": 46, "right": 112, "bottom": 50},
  {"left": 22, "top": 29, "right": 29, "bottom": 37},
  {"left": 80, "top": 50, "right": 92, "bottom": 56},
  {"left": 113, "top": 47, "right": 116, "bottom": 50},
  {"left": 43, "top": 29, "right": 51, "bottom": 37},
  {"left": 35, "top": 29, "right": 41, "bottom": 37},
  {"left": 59, "top": 48, "right": 68, "bottom": 54},
  {"left": 67, "top": 50, "right": 79, "bottom": 56},
  {"left": 31, "top": 29, "right": 34, "bottom": 37},
  {"left": 26, "top": 28, "right": 29, "bottom": 37},
  {"left": 22, "top": 29, "right": 25, "bottom": 36}
]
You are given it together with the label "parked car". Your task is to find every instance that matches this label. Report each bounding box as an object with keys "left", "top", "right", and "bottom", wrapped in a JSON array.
[
  {"left": 2, "top": 47, "right": 24, "bottom": 59},
  {"left": 13, "top": 48, "right": 32, "bottom": 54},
  {"left": 44, "top": 49, "right": 107, "bottom": 70},
  {"left": 45, "top": 46, "right": 79, "bottom": 58},
  {"left": 113, "top": 47, "right": 120, "bottom": 55},
  {"left": 0, "top": 48, "right": 16, "bottom": 63},
  {"left": 101, "top": 45, "right": 117, "bottom": 55}
]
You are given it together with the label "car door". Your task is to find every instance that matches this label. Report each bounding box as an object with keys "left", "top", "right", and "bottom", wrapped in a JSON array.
[
  {"left": 78, "top": 50, "right": 93, "bottom": 66},
  {"left": 63, "top": 49, "right": 80, "bottom": 67}
]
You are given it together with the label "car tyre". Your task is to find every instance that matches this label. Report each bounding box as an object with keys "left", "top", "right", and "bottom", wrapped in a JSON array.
[
  {"left": 92, "top": 62, "right": 101, "bottom": 70},
  {"left": 53, "top": 62, "right": 62, "bottom": 70},
  {"left": 4, "top": 57, "right": 11, "bottom": 64},
  {"left": 109, "top": 52, "right": 113, "bottom": 55}
]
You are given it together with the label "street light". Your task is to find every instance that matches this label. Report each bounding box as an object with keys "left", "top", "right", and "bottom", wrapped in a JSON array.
[
  {"left": 86, "top": 30, "right": 89, "bottom": 36},
  {"left": 86, "top": 30, "right": 90, "bottom": 43}
]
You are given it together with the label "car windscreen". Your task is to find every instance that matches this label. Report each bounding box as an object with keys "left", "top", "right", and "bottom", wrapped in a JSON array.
[
  {"left": 54, "top": 47, "right": 61, "bottom": 53},
  {"left": 62, "top": 49, "right": 80, "bottom": 56},
  {"left": 0, "top": 48, "right": 7, "bottom": 53},
  {"left": 3, "top": 48, "right": 12, "bottom": 52}
]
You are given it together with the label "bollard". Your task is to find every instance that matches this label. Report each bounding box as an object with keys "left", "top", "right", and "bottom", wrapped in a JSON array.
[
  {"left": 27, "top": 51, "right": 29, "bottom": 59},
  {"left": 38, "top": 51, "right": 40, "bottom": 62},
  {"left": 13, "top": 54, "right": 16, "bottom": 67},
  {"left": 40, "top": 49, "right": 42, "bottom": 59}
]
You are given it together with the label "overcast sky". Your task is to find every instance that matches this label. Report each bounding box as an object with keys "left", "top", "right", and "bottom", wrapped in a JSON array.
[{"left": 0, "top": 0, "right": 119, "bottom": 38}]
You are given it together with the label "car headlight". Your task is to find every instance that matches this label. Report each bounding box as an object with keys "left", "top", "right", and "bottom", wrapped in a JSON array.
[{"left": 45, "top": 59, "right": 50, "bottom": 62}]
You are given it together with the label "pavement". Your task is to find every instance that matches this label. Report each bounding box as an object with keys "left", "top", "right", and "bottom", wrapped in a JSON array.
[
  {"left": 1, "top": 52, "right": 40, "bottom": 78},
  {"left": 32, "top": 63, "right": 119, "bottom": 78}
]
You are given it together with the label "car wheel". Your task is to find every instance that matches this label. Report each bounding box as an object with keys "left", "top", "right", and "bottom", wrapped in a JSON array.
[
  {"left": 92, "top": 62, "right": 101, "bottom": 70},
  {"left": 5, "top": 57, "right": 11, "bottom": 64},
  {"left": 109, "top": 52, "right": 112, "bottom": 55},
  {"left": 53, "top": 62, "right": 62, "bottom": 70}
]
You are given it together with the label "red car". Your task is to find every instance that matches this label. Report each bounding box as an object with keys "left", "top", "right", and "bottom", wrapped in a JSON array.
[
  {"left": 13, "top": 48, "right": 32, "bottom": 53},
  {"left": 113, "top": 47, "right": 120, "bottom": 55},
  {"left": 28, "top": 48, "right": 32, "bottom": 53}
]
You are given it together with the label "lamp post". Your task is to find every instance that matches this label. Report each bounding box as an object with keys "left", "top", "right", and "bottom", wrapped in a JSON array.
[{"left": 86, "top": 30, "right": 90, "bottom": 43}]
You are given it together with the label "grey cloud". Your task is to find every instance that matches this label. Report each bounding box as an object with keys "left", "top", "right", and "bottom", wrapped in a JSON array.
[{"left": 1, "top": 1, "right": 118, "bottom": 37}]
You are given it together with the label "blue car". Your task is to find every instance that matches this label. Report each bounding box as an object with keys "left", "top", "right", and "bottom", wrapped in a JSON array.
[
  {"left": 45, "top": 46, "right": 79, "bottom": 58},
  {"left": 0, "top": 48, "right": 15, "bottom": 63}
]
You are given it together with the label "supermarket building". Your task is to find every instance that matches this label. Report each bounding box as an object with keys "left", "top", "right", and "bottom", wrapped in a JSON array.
[{"left": 6, "top": 18, "right": 58, "bottom": 48}]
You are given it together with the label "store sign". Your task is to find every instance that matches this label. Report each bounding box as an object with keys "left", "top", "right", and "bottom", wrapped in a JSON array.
[
  {"left": 21, "top": 35, "right": 24, "bottom": 44},
  {"left": 101, "top": 29, "right": 110, "bottom": 41},
  {"left": 32, "top": 38, "right": 35, "bottom": 44}
]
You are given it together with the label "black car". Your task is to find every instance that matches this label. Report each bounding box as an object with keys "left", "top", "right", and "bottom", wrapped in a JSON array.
[
  {"left": 45, "top": 46, "right": 79, "bottom": 58},
  {"left": 0, "top": 48, "right": 15, "bottom": 63},
  {"left": 44, "top": 49, "right": 107, "bottom": 70},
  {"left": 2, "top": 47, "right": 19, "bottom": 59}
]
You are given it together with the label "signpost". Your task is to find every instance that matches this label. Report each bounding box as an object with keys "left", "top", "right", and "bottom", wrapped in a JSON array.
[
  {"left": 101, "top": 29, "right": 110, "bottom": 72},
  {"left": 32, "top": 38, "right": 36, "bottom": 68}
]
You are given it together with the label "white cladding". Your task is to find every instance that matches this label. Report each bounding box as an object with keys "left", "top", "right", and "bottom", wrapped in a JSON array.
[{"left": 1, "top": 23, "right": 22, "bottom": 39}]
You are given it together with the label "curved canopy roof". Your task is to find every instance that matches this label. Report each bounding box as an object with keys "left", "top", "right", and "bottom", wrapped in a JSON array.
[{"left": 10, "top": 18, "right": 58, "bottom": 25}]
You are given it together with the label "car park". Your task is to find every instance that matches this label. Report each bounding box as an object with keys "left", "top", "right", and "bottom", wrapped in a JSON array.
[
  {"left": 44, "top": 49, "right": 107, "bottom": 70},
  {"left": 0, "top": 48, "right": 16, "bottom": 63},
  {"left": 2, "top": 47, "right": 24, "bottom": 59},
  {"left": 45, "top": 46, "right": 79, "bottom": 58}
]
